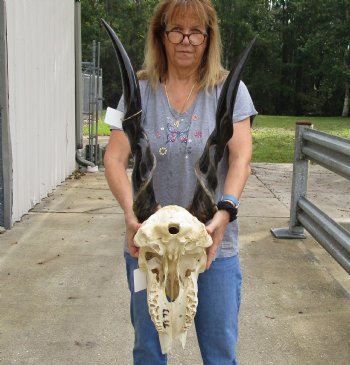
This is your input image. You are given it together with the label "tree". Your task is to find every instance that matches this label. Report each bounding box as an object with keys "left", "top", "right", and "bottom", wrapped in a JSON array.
[
  {"left": 80, "top": 0, "right": 106, "bottom": 60},
  {"left": 80, "top": 0, "right": 350, "bottom": 116},
  {"left": 81, "top": 0, "right": 157, "bottom": 107},
  {"left": 268, "top": 0, "right": 350, "bottom": 115},
  {"left": 341, "top": 5, "right": 349, "bottom": 117}
]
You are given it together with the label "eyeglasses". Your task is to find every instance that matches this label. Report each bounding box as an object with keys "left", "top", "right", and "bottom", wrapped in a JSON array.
[{"left": 165, "top": 30, "right": 207, "bottom": 46}]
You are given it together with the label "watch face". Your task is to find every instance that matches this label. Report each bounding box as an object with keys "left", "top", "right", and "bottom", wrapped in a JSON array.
[
  {"left": 221, "top": 195, "right": 240, "bottom": 208},
  {"left": 221, "top": 199, "right": 239, "bottom": 208}
]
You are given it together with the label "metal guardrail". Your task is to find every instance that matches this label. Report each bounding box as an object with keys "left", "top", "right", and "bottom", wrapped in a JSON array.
[{"left": 271, "top": 122, "right": 350, "bottom": 274}]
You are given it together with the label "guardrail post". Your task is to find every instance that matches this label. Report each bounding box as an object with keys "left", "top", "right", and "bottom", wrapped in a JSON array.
[{"left": 271, "top": 121, "right": 312, "bottom": 239}]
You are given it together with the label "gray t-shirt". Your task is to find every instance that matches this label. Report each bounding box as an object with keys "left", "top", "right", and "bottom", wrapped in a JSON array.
[{"left": 114, "top": 79, "right": 257, "bottom": 258}]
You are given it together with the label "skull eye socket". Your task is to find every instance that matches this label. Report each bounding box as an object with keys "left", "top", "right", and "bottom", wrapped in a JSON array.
[
  {"left": 185, "top": 269, "right": 194, "bottom": 277},
  {"left": 168, "top": 223, "right": 180, "bottom": 235},
  {"left": 151, "top": 268, "right": 160, "bottom": 282},
  {"left": 145, "top": 252, "right": 160, "bottom": 261}
]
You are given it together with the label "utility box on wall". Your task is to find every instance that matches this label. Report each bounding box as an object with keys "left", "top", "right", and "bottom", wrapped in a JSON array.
[{"left": 0, "top": 0, "right": 76, "bottom": 228}]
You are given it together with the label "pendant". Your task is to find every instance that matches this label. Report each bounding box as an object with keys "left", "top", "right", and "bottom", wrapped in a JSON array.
[{"left": 174, "top": 120, "right": 180, "bottom": 128}]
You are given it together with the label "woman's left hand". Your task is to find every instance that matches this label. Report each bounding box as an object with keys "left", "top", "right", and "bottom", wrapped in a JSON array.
[{"left": 205, "top": 210, "right": 231, "bottom": 269}]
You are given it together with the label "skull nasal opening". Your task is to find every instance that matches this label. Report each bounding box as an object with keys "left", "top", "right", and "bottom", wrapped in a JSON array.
[{"left": 168, "top": 223, "right": 180, "bottom": 235}]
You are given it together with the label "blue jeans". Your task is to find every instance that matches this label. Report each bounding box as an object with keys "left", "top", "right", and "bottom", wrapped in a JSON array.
[{"left": 124, "top": 252, "right": 242, "bottom": 365}]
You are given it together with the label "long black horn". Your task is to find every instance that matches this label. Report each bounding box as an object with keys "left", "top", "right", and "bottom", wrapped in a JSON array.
[
  {"left": 101, "top": 19, "right": 159, "bottom": 222},
  {"left": 188, "top": 38, "right": 256, "bottom": 223}
]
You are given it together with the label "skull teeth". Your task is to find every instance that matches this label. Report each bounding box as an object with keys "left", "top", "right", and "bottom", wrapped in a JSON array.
[
  {"left": 184, "top": 280, "right": 198, "bottom": 330},
  {"left": 149, "top": 282, "right": 163, "bottom": 331}
]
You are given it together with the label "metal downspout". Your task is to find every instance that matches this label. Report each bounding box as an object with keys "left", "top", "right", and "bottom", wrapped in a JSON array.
[
  {"left": 74, "top": 0, "right": 95, "bottom": 168},
  {"left": 0, "top": 0, "right": 12, "bottom": 229}
]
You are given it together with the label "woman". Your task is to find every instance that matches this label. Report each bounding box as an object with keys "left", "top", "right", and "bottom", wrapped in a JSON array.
[{"left": 104, "top": 0, "right": 257, "bottom": 364}]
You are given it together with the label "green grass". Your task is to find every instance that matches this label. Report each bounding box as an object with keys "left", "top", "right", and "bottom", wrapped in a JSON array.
[
  {"left": 252, "top": 115, "right": 350, "bottom": 163},
  {"left": 83, "top": 110, "right": 111, "bottom": 136},
  {"left": 83, "top": 111, "right": 350, "bottom": 163}
]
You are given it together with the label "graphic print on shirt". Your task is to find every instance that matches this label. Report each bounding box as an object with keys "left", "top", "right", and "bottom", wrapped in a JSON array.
[
  {"left": 165, "top": 116, "right": 190, "bottom": 144},
  {"left": 157, "top": 112, "right": 201, "bottom": 157}
]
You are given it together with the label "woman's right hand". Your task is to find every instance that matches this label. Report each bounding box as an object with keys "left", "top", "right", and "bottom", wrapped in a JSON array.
[
  {"left": 125, "top": 212, "right": 141, "bottom": 257},
  {"left": 104, "top": 130, "right": 141, "bottom": 256}
]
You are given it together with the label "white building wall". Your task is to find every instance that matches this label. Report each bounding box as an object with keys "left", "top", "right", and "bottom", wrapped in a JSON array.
[{"left": 6, "top": 0, "right": 76, "bottom": 223}]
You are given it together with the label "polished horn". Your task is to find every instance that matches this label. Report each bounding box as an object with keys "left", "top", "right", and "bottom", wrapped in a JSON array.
[
  {"left": 188, "top": 38, "right": 256, "bottom": 223},
  {"left": 101, "top": 20, "right": 159, "bottom": 222}
]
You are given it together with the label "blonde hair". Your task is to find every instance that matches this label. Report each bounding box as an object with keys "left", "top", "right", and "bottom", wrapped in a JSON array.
[{"left": 137, "top": 0, "right": 227, "bottom": 90}]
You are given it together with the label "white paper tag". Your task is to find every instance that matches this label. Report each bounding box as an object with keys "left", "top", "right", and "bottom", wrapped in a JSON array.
[
  {"left": 104, "top": 107, "right": 124, "bottom": 129},
  {"left": 134, "top": 268, "right": 147, "bottom": 292}
]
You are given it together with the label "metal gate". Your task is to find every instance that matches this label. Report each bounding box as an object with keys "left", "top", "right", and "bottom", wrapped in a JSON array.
[{"left": 271, "top": 122, "right": 350, "bottom": 274}]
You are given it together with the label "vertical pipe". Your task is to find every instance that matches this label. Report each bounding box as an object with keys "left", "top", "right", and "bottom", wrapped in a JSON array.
[
  {"left": 74, "top": 1, "right": 94, "bottom": 168},
  {"left": 94, "top": 41, "right": 101, "bottom": 165},
  {"left": 88, "top": 41, "right": 95, "bottom": 162},
  {"left": 92, "top": 40, "right": 96, "bottom": 163},
  {"left": 74, "top": 0, "right": 83, "bottom": 150},
  {"left": 0, "top": 0, "right": 13, "bottom": 229},
  {"left": 87, "top": 68, "right": 92, "bottom": 162},
  {"left": 289, "top": 121, "right": 312, "bottom": 235}
]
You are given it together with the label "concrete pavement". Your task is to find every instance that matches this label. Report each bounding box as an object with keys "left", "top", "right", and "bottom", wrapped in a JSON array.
[{"left": 0, "top": 163, "right": 349, "bottom": 365}]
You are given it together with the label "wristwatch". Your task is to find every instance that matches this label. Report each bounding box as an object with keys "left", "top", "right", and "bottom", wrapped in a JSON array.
[{"left": 217, "top": 195, "right": 239, "bottom": 222}]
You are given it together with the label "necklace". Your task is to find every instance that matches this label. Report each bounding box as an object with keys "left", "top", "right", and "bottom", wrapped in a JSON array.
[
  {"left": 164, "top": 81, "right": 197, "bottom": 128},
  {"left": 158, "top": 81, "right": 198, "bottom": 157}
]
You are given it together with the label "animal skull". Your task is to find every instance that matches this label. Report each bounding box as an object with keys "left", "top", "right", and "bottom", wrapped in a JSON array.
[{"left": 134, "top": 205, "right": 212, "bottom": 354}]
